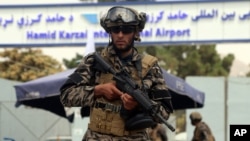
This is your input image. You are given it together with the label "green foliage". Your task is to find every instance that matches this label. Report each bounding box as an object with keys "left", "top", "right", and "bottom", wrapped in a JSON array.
[
  {"left": 247, "top": 72, "right": 250, "bottom": 77},
  {"left": 63, "top": 47, "right": 104, "bottom": 69},
  {"left": 139, "top": 44, "right": 234, "bottom": 79},
  {"left": 63, "top": 53, "right": 83, "bottom": 69},
  {"left": 0, "top": 48, "right": 63, "bottom": 82},
  {"left": 64, "top": 45, "right": 234, "bottom": 79},
  {"left": 247, "top": 65, "right": 250, "bottom": 77}
]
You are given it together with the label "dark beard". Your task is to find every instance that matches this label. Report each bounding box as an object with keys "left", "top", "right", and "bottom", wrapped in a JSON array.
[
  {"left": 113, "top": 44, "right": 132, "bottom": 52},
  {"left": 113, "top": 40, "right": 134, "bottom": 53}
]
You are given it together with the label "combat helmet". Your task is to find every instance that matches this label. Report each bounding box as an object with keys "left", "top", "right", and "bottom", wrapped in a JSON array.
[
  {"left": 100, "top": 6, "right": 147, "bottom": 41},
  {"left": 190, "top": 112, "right": 202, "bottom": 121}
]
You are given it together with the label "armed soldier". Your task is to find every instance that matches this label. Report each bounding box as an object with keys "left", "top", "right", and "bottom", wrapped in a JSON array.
[
  {"left": 190, "top": 112, "right": 215, "bottom": 141},
  {"left": 60, "top": 6, "right": 173, "bottom": 141}
]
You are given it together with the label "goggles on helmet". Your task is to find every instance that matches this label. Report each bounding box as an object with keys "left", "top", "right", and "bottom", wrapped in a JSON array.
[{"left": 105, "top": 6, "right": 139, "bottom": 25}]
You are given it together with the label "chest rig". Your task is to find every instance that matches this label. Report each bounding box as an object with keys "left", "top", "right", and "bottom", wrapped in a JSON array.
[{"left": 88, "top": 48, "right": 157, "bottom": 136}]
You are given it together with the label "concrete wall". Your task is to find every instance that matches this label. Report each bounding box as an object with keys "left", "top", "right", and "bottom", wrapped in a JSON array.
[
  {"left": 227, "top": 77, "right": 250, "bottom": 140},
  {"left": 186, "top": 76, "right": 250, "bottom": 141},
  {"left": 0, "top": 78, "right": 71, "bottom": 141},
  {"left": 186, "top": 77, "right": 226, "bottom": 141}
]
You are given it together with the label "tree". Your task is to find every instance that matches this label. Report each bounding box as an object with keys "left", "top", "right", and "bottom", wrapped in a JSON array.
[
  {"left": 246, "top": 64, "right": 250, "bottom": 77},
  {"left": 138, "top": 44, "right": 234, "bottom": 79},
  {"left": 0, "top": 48, "right": 63, "bottom": 82},
  {"left": 63, "top": 53, "right": 83, "bottom": 69},
  {"left": 64, "top": 45, "right": 234, "bottom": 78},
  {"left": 63, "top": 47, "right": 103, "bottom": 69}
]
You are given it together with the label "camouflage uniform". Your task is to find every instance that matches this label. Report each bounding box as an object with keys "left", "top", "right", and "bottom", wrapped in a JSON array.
[
  {"left": 190, "top": 112, "right": 215, "bottom": 141},
  {"left": 60, "top": 5, "right": 173, "bottom": 141},
  {"left": 191, "top": 121, "right": 215, "bottom": 141},
  {"left": 60, "top": 46, "right": 173, "bottom": 141}
]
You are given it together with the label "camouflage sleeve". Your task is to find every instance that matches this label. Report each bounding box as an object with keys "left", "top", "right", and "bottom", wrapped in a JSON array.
[
  {"left": 199, "top": 124, "right": 211, "bottom": 141},
  {"left": 143, "top": 63, "right": 173, "bottom": 121},
  {"left": 60, "top": 53, "right": 97, "bottom": 107},
  {"left": 200, "top": 131, "right": 209, "bottom": 141}
]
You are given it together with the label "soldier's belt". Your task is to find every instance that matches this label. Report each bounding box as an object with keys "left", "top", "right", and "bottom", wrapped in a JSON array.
[{"left": 94, "top": 101, "right": 121, "bottom": 113}]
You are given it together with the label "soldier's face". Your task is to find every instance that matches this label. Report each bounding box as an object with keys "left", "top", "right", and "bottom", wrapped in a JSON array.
[{"left": 110, "top": 26, "right": 135, "bottom": 52}]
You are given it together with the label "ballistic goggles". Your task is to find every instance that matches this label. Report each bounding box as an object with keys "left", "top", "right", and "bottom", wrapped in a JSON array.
[{"left": 105, "top": 6, "right": 139, "bottom": 26}]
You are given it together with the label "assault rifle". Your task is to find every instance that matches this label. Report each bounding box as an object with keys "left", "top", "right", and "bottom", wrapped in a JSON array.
[{"left": 93, "top": 52, "right": 175, "bottom": 132}]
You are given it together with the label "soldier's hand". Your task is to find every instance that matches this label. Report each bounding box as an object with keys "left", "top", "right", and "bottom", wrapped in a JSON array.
[
  {"left": 121, "top": 93, "right": 138, "bottom": 110},
  {"left": 94, "top": 82, "right": 123, "bottom": 100}
]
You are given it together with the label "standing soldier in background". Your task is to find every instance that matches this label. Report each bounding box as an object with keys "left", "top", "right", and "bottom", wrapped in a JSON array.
[
  {"left": 60, "top": 5, "right": 173, "bottom": 141},
  {"left": 190, "top": 112, "right": 215, "bottom": 141}
]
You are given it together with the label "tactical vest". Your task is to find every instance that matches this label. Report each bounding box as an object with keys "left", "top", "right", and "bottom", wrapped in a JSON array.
[{"left": 88, "top": 48, "right": 157, "bottom": 136}]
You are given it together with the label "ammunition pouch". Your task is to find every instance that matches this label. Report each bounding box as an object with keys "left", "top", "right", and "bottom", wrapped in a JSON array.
[
  {"left": 125, "top": 112, "right": 156, "bottom": 130},
  {"left": 88, "top": 101, "right": 125, "bottom": 136},
  {"left": 88, "top": 100, "right": 146, "bottom": 136},
  {"left": 148, "top": 89, "right": 171, "bottom": 100},
  {"left": 94, "top": 101, "right": 121, "bottom": 113},
  {"left": 149, "top": 89, "right": 174, "bottom": 113}
]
